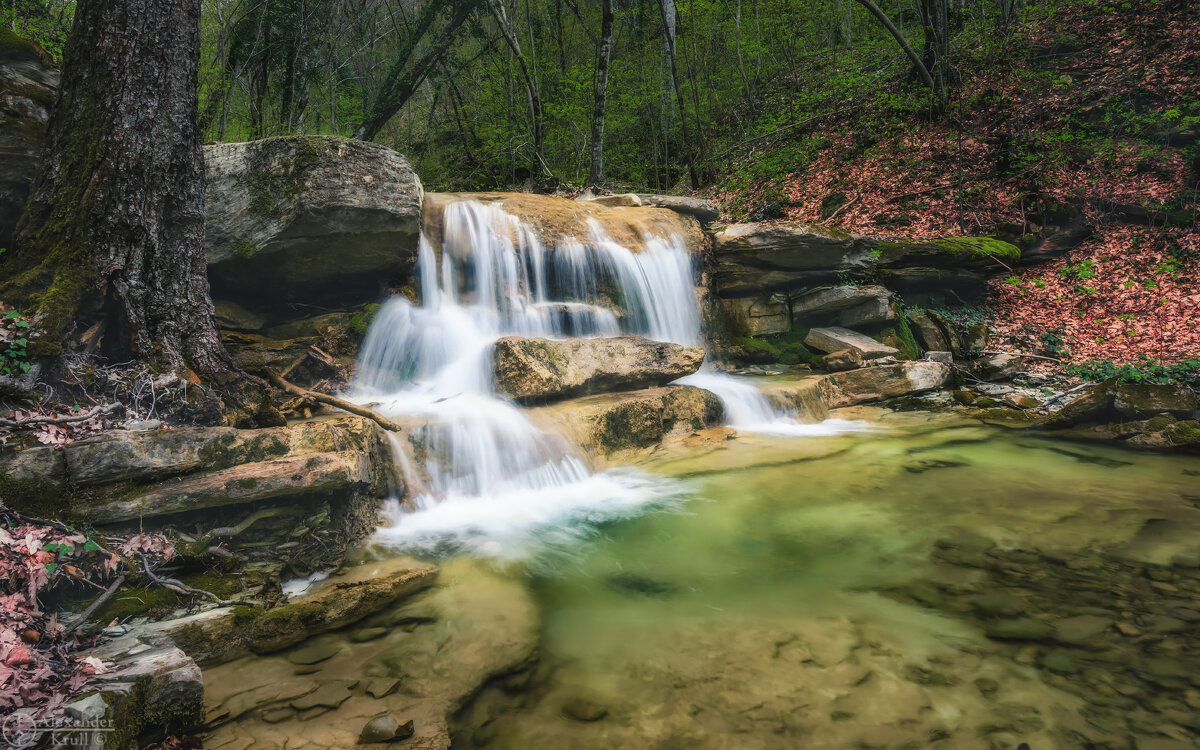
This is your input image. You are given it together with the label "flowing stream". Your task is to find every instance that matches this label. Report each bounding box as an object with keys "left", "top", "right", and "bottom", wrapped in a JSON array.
[{"left": 346, "top": 196, "right": 849, "bottom": 556}]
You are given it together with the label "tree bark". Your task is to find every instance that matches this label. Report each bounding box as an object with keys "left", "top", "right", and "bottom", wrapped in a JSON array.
[
  {"left": 3, "top": 0, "right": 274, "bottom": 424},
  {"left": 586, "top": 0, "right": 615, "bottom": 186},
  {"left": 656, "top": 0, "right": 700, "bottom": 188},
  {"left": 919, "top": 0, "right": 950, "bottom": 93},
  {"left": 851, "top": 0, "right": 938, "bottom": 95}
]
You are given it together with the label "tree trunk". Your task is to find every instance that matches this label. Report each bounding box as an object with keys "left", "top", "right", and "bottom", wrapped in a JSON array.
[
  {"left": 852, "top": 0, "right": 938, "bottom": 95},
  {"left": 919, "top": 0, "right": 950, "bottom": 93},
  {"left": 586, "top": 0, "right": 614, "bottom": 186},
  {"left": 656, "top": 0, "right": 699, "bottom": 188},
  {"left": 3, "top": 0, "right": 273, "bottom": 424}
]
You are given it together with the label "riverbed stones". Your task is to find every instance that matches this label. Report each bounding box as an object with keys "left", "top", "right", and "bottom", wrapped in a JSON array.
[
  {"left": 204, "top": 136, "right": 423, "bottom": 323},
  {"left": 1045, "top": 379, "right": 1118, "bottom": 428},
  {"left": 984, "top": 617, "right": 1054, "bottom": 640},
  {"left": 819, "top": 361, "right": 952, "bottom": 407},
  {"left": 358, "top": 716, "right": 415, "bottom": 743},
  {"left": 493, "top": 336, "right": 705, "bottom": 403},
  {"left": 561, "top": 698, "right": 608, "bottom": 722},
  {"left": 1052, "top": 615, "right": 1112, "bottom": 645},
  {"left": 818, "top": 348, "right": 862, "bottom": 372},
  {"left": 804, "top": 326, "right": 898, "bottom": 358},
  {"left": 168, "top": 557, "right": 437, "bottom": 664}
]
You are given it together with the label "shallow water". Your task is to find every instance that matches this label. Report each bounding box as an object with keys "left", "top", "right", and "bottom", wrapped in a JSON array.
[{"left": 204, "top": 414, "right": 1200, "bottom": 750}]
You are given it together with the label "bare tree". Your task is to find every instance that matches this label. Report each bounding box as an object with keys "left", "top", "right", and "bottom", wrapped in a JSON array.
[{"left": 586, "top": 0, "right": 614, "bottom": 186}]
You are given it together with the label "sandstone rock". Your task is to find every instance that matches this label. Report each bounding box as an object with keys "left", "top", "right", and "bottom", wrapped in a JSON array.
[
  {"left": 905, "top": 310, "right": 950, "bottom": 353},
  {"left": 1045, "top": 380, "right": 1117, "bottom": 428},
  {"left": 721, "top": 295, "right": 790, "bottom": 336},
  {"left": 76, "top": 451, "right": 376, "bottom": 524},
  {"left": 528, "top": 385, "right": 722, "bottom": 457},
  {"left": 970, "top": 353, "right": 1024, "bottom": 381},
  {"left": 804, "top": 327, "right": 898, "bottom": 359},
  {"left": 925, "top": 351, "right": 954, "bottom": 364},
  {"left": 204, "top": 136, "right": 423, "bottom": 322},
  {"left": 791, "top": 285, "right": 890, "bottom": 319},
  {"left": 88, "top": 643, "right": 205, "bottom": 739},
  {"left": 819, "top": 362, "right": 951, "bottom": 407},
  {"left": 169, "top": 557, "right": 438, "bottom": 664},
  {"left": 1113, "top": 383, "right": 1199, "bottom": 419},
  {"left": 493, "top": 336, "right": 705, "bottom": 403},
  {"left": 836, "top": 297, "right": 897, "bottom": 327},
  {"left": 712, "top": 222, "right": 867, "bottom": 297},
  {"left": 923, "top": 310, "right": 964, "bottom": 357},
  {"left": 818, "top": 349, "right": 862, "bottom": 373},
  {"left": 358, "top": 716, "right": 415, "bottom": 744},
  {"left": 214, "top": 300, "right": 267, "bottom": 331},
  {"left": 872, "top": 236, "right": 1020, "bottom": 270},
  {"left": 0, "top": 32, "right": 58, "bottom": 252},
  {"left": 562, "top": 698, "right": 608, "bottom": 722},
  {"left": 583, "top": 193, "right": 719, "bottom": 224}
]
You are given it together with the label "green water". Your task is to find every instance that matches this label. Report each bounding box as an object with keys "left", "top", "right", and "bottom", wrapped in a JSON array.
[
  {"left": 203, "top": 412, "right": 1200, "bottom": 750},
  {"left": 472, "top": 414, "right": 1200, "bottom": 749}
]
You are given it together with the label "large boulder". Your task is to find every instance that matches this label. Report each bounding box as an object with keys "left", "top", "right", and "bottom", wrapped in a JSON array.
[
  {"left": 712, "top": 222, "right": 869, "bottom": 297},
  {"left": 0, "top": 32, "right": 58, "bottom": 251},
  {"left": 804, "top": 326, "right": 898, "bottom": 359},
  {"left": 721, "top": 295, "right": 791, "bottom": 336},
  {"left": 1113, "top": 383, "right": 1199, "bottom": 419},
  {"left": 819, "top": 361, "right": 952, "bottom": 407},
  {"left": 0, "top": 417, "right": 397, "bottom": 580},
  {"left": 204, "top": 136, "right": 423, "bottom": 323},
  {"left": 493, "top": 336, "right": 705, "bottom": 403}
]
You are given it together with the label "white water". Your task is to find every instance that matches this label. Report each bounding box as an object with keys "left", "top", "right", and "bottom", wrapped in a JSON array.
[
  {"left": 351, "top": 199, "right": 699, "bottom": 556},
  {"left": 351, "top": 197, "right": 869, "bottom": 558}
]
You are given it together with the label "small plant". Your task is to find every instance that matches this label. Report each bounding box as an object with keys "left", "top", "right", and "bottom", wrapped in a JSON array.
[
  {"left": 1032, "top": 278, "right": 1046, "bottom": 288},
  {"left": 1039, "top": 328, "right": 1070, "bottom": 358},
  {"left": 1004, "top": 275, "right": 1022, "bottom": 286},
  {"left": 1066, "top": 358, "right": 1200, "bottom": 388},
  {"left": 1060, "top": 259, "right": 1096, "bottom": 281},
  {"left": 1, "top": 310, "right": 32, "bottom": 375}
]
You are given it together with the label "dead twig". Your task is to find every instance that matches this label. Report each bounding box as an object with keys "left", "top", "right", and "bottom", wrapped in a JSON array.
[
  {"left": 0, "top": 402, "right": 122, "bottom": 428},
  {"left": 65, "top": 575, "right": 126, "bottom": 635},
  {"left": 265, "top": 369, "right": 405, "bottom": 433},
  {"left": 137, "top": 552, "right": 255, "bottom": 607}
]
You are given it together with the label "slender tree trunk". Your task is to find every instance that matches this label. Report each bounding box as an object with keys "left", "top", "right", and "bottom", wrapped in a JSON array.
[
  {"left": 486, "top": 0, "right": 548, "bottom": 175},
  {"left": 4, "top": 0, "right": 273, "bottom": 424},
  {"left": 586, "top": 0, "right": 614, "bottom": 186},
  {"left": 919, "top": 0, "right": 950, "bottom": 92},
  {"left": 852, "top": 0, "right": 938, "bottom": 95},
  {"left": 656, "top": 0, "right": 699, "bottom": 188}
]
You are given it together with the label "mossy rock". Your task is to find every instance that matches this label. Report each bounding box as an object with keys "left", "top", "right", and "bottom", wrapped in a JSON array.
[
  {"left": 0, "top": 29, "right": 53, "bottom": 64},
  {"left": 874, "top": 237, "right": 1021, "bottom": 269}
]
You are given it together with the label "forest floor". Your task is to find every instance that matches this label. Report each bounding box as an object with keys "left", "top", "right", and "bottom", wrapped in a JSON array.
[{"left": 708, "top": 0, "right": 1198, "bottom": 371}]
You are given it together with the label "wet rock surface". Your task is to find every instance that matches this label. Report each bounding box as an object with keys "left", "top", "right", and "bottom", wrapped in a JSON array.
[
  {"left": 202, "top": 558, "right": 539, "bottom": 750},
  {"left": 493, "top": 336, "right": 705, "bottom": 403}
]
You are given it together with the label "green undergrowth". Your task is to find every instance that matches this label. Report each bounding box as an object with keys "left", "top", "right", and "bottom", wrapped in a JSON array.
[{"left": 1065, "top": 358, "right": 1200, "bottom": 388}]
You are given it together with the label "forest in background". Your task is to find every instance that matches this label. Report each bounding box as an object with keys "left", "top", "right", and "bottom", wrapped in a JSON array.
[{"left": 4, "top": 0, "right": 1198, "bottom": 366}]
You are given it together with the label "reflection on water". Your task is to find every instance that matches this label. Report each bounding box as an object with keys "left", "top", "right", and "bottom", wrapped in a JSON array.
[{"left": 203, "top": 415, "right": 1200, "bottom": 750}]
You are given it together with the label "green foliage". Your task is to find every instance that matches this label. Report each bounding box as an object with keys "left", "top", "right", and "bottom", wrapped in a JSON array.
[
  {"left": 1039, "top": 328, "right": 1070, "bottom": 358},
  {"left": 1065, "top": 358, "right": 1200, "bottom": 387},
  {"left": 2, "top": 310, "right": 33, "bottom": 375}
]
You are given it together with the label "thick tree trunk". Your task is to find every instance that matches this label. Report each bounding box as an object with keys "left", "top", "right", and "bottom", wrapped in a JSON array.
[
  {"left": 3, "top": 0, "right": 273, "bottom": 424},
  {"left": 586, "top": 0, "right": 615, "bottom": 186},
  {"left": 852, "top": 0, "right": 938, "bottom": 95}
]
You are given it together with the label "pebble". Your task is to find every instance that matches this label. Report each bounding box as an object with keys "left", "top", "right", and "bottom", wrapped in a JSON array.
[
  {"left": 349, "top": 627, "right": 389, "bottom": 643},
  {"left": 288, "top": 642, "right": 342, "bottom": 666},
  {"left": 562, "top": 698, "right": 608, "bottom": 722},
  {"left": 366, "top": 678, "right": 401, "bottom": 699},
  {"left": 357, "top": 716, "right": 415, "bottom": 744},
  {"left": 1052, "top": 615, "right": 1112, "bottom": 645}
]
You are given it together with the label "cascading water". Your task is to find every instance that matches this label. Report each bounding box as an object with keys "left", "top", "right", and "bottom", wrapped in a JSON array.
[
  {"left": 349, "top": 199, "right": 698, "bottom": 558},
  {"left": 350, "top": 196, "right": 869, "bottom": 557}
]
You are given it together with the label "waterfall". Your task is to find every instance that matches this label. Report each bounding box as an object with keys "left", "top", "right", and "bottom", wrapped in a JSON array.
[{"left": 350, "top": 199, "right": 696, "bottom": 557}]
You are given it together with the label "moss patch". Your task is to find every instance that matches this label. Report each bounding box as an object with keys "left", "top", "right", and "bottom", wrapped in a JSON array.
[
  {"left": 348, "top": 303, "right": 382, "bottom": 337},
  {"left": 875, "top": 237, "right": 1021, "bottom": 267}
]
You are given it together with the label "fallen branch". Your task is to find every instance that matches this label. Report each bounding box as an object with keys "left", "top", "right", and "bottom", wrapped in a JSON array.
[
  {"left": 1039, "top": 382, "right": 1095, "bottom": 408},
  {"left": 981, "top": 350, "right": 1061, "bottom": 363},
  {"left": 265, "top": 369, "right": 405, "bottom": 433},
  {"left": 137, "top": 552, "right": 255, "bottom": 607},
  {"left": 0, "top": 402, "right": 122, "bottom": 428},
  {"left": 65, "top": 575, "right": 126, "bottom": 635}
]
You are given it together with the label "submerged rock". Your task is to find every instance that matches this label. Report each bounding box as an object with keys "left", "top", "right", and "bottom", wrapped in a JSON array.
[
  {"left": 358, "top": 716, "right": 415, "bottom": 743},
  {"left": 204, "top": 136, "right": 423, "bottom": 323},
  {"left": 562, "top": 698, "right": 608, "bottom": 722},
  {"left": 493, "top": 336, "right": 705, "bottom": 403}
]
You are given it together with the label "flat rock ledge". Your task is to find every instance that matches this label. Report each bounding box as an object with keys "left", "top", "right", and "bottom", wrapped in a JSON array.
[{"left": 493, "top": 336, "right": 705, "bottom": 403}]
